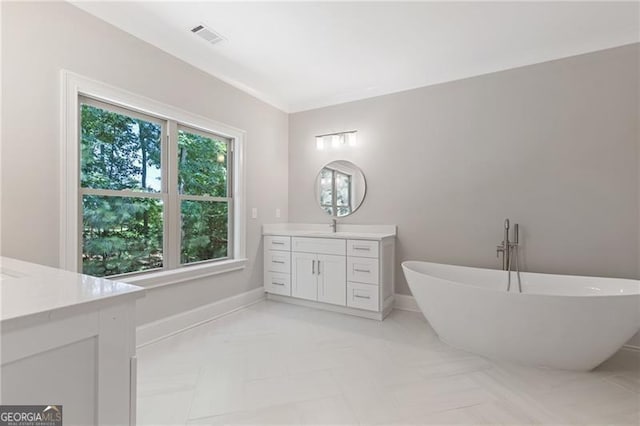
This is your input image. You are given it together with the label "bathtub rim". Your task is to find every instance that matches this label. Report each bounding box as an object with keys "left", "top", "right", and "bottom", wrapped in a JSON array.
[{"left": 401, "top": 260, "right": 640, "bottom": 298}]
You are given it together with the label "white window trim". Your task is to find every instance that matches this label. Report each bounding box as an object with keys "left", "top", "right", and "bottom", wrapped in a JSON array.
[{"left": 60, "top": 70, "right": 247, "bottom": 287}]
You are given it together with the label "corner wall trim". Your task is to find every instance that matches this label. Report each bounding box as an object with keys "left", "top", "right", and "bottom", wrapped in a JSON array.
[
  {"left": 393, "top": 294, "right": 420, "bottom": 312},
  {"left": 136, "top": 287, "right": 265, "bottom": 348}
]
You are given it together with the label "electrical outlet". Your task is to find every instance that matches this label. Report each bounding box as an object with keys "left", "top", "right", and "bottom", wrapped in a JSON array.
[
  {"left": 251, "top": 208, "right": 258, "bottom": 219},
  {"left": 275, "top": 208, "right": 281, "bottom": 218}
]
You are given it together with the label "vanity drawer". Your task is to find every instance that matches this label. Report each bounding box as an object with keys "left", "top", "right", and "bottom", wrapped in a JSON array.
[
  {"left": 347, "top": 257, "right": 379, "bottom": 285},
  {"left": 347, "top": 282, "right": 379, "bottom": 311},
  {"left": 292, "top": 237, "right": 346, "bottom": 256},
  {"left": 265, "top": 235, "right": 291, "bottom": 251},
  {"left": 265, "top": 271, "right": 291, "bottom": 296},
  {"left": 346, "top": 240, "right": 379, "bottom": 258},
  {"left": 264, "top": 250, "right": 291, "bottom": 274}
]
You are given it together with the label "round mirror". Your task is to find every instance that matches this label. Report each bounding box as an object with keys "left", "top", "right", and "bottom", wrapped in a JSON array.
[{"left": 315, "top": 160, "right": 366, "bottom": 217}]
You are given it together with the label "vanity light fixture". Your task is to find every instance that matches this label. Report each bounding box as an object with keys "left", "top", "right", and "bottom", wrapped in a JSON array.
[{"left": 316, "top": 130, "right": 357, "bottom": 150}]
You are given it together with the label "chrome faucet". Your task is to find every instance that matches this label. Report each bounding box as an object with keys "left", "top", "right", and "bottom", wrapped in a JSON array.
[
  {"left": 329, "top": 218, "right": 337, "bottom": 233},
  {"left": 496, "top": 219, "right": 511, "bottom": 270},
  {"left": 496, "top": 218, "right": 522, "bottom": 292}
]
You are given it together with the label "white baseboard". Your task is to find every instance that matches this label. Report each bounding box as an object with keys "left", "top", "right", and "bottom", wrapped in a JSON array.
[
  {"left": 393, "top": 294, "right": 420, "bottom": 312},
  {"left": 136, "top": 287, "right": 265, "bottom": 348}
]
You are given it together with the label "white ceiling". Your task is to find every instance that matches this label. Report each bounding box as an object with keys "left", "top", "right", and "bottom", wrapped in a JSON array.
[{"left": 70, "top": 1, "right": 639, "bottom": 113}]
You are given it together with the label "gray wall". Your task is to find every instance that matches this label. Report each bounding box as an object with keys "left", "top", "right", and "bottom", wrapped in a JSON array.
[
  {"left": 289, "top": 44, "right": 640, "bottom": 298},
  {"left": 2, "top": 2, "right": 639, "bottom": 346},
  {"left": 1, "top": 2, "right": 289, "bottom": 325}
]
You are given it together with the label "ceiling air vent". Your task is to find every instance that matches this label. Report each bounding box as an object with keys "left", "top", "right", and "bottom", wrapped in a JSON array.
[{"left": 191, "top": 24, "right": 225, "bottom": 46}]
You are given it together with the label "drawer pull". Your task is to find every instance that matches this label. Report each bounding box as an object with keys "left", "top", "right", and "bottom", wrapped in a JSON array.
[
  {"left": 354, "top": 294, "right": 371, "bottom": 299},
  {"left": 354, "top": 268, "right": 371, "bottom": 273},
  {"left": 272, "top": 241, "right": 285, "bottom": 245},
  {"left": 272, "top": 282, "right": 285, "bottom": 286},
  {"left": 272, "top": 260, "right": 285, "bottom": 265},
  {"left": 353, "top": 246, "right": 370, "bottom": 251}
]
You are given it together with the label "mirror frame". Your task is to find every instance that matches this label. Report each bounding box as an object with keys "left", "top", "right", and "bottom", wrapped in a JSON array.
[{"left": 314, "top": 160, "right": 367, "bottom": 218}]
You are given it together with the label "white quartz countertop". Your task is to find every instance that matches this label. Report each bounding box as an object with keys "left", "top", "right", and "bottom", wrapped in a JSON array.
[
  {"left": 262, "top": 223, "right": 396, "bottom": 240},
  {"left": 1, "top": 257, "right": 144, "bottom": 324}
]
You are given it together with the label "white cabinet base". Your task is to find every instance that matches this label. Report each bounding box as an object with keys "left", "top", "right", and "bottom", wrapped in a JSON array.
[
  {"left": 1, "top": 301, "right": 138, "bottom": 425},
  {"left": 267, "top": 293, "right": 394, "bottom": 321},
  {"left": 263, "top": 224, "right": 396, "bottom": 321}
]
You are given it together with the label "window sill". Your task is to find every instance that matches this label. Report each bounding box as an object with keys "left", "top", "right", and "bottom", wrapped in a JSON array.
[{"left": 119, "top": 258, "right": 248, "bottom": 289}]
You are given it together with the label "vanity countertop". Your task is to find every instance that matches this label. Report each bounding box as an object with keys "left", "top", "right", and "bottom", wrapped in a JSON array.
[
  {"left": 0, "top": 257, "right": 144, "bottom": 325},
  {"left": 262, "top": 223, "right": 396, "bottom": 240}
]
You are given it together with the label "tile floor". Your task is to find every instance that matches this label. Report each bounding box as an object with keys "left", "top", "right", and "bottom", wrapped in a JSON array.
[{"left": 137, "top": 300, "right": 640, "bottom": 425}]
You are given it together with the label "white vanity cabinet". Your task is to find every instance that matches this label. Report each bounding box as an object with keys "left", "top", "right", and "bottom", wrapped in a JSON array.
[
  {"left": 346, "top": 239, "right": 381, "bottom": 311},
  {"left": 291, "top": 237, "right": 346, "bottom": 306},
  {"left": 263, "top": 224, "right": 396, "bottom": 320},
  {"left": 264, "top": 236, "right": 292, "bottom": 296},
  {"left": 0, "top": 257, "right": 144, "bottom": 426}
]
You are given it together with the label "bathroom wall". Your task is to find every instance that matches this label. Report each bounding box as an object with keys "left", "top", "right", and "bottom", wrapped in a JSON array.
[
  {"left": 2, "top": 2, "right": 638, "bottom": 345},
  {"left": 289, "top": 44, "right": 640, "bottom": 299},
  {"left": 1, "top": 1, "right": 289, "bottom": 325}
]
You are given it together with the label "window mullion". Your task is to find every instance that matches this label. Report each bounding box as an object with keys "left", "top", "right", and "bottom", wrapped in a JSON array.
[
  {"left": 166, "top": 120, "right": 180, "bottom": 269},
  {"left": 227, "top": 140, "right": 234, "bottom": 260},
  {"left": 80, "top": 188, "right": 164, "bottom": 199}
]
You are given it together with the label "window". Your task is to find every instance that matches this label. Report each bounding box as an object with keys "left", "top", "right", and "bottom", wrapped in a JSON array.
[
  {"left": 177, "top": 125, "right": 233, "bottom": 265},
  {"left": 80, "top": 99, "right": 165, "bottom": 277},
  {"left": 77, "top": 94, "right": 237, "bottom": 279},
  {"left": 61, "top": 72, "right": 246, "bottom": 285}
]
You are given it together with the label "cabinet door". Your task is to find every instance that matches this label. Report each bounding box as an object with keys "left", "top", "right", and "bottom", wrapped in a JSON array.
[
  {"left": 292, "top": 252, "right": 317, "bottom": 301},
  {"left": 317, "top": 254, "right": 346, "bottom": 306}
]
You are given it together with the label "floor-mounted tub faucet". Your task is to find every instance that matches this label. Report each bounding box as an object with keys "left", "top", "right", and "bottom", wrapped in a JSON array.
[
  {"left": 496, "top": 219, "right": 511, "bottom": 270},
  {"left": 496, "top": 218, "right": 522, "bottom": 292}
]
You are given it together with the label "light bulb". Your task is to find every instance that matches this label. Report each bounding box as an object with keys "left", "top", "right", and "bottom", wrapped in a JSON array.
[{"left": 347, "top": 132, "right": 357, "bottom": 146}]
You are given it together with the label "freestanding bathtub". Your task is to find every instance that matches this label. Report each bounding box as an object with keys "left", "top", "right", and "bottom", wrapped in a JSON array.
[{"left": 402, "top": 261, "right": 640, "bottom": 370}]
